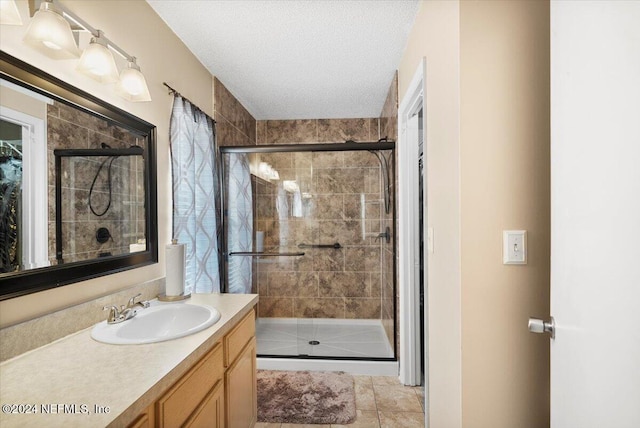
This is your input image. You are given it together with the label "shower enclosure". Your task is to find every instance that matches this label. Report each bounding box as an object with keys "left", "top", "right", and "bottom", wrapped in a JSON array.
[{"left": 221, "top": 141, "right": 396, "bottom": 362}]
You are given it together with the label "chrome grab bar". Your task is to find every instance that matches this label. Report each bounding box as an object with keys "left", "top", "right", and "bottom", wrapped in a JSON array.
[
  {"left": 297, "top": 242, "right": 342, "bottom": 249},
  {"left": 228, "top": 252, "right": 305, "bottom": 257}
]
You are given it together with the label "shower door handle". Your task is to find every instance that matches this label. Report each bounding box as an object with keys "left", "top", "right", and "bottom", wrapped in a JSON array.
[{"left": 228, "top": 252, "right": 305, "bottom": 257}]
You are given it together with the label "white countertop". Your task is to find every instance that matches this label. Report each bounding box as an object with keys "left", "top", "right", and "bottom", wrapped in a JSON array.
[{"left": 0, "top": 293, "right": 258, "bottom": 428}]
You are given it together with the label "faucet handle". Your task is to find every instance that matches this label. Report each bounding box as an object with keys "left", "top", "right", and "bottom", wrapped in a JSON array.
[
  {"left": 126, "top": 293, "right": 150, "bottom": 309},
  {"left": 127, "top": 293, "right": 142, "bottom": 307}
]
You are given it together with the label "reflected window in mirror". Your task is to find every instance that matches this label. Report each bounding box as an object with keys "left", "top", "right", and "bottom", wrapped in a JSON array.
[{"left": 0, "top": 119, "right": 23, "bottom": 272}]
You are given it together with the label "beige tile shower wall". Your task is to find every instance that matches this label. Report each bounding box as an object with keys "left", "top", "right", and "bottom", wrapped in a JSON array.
[
  {"left": 255, "top": 119, "right": 390, "bottom": 321},
  {"left": 380, "top": 72, "right": 398, "bottom": 142},
  {"left": 257, "top": 118, "right": 378, "bottom": 145},
  {"left": 213, "top": 77, "right": 257, "bottom": 147},
  {"left": 46, "top": 101, "right": 146, "bottom": 265},
  {"left": 379, "top": 73, "right": 399, "bottom": 349}
]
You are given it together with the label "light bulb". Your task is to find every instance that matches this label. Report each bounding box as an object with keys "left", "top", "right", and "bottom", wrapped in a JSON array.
[
  {"left": 121, "top": 69, "right": 144, "bottom": 95},
  {"left": 116, "top": 58, "right": 151, "bottom": 102},
  {"left": 258, "top": 162, "right": 269, "bottom": 175},
  {"left": 42, "top": 40, "right": 61, "bottom": 50},
  {"left": 77, "top": 33, "right": 119, "bottom": 83}
]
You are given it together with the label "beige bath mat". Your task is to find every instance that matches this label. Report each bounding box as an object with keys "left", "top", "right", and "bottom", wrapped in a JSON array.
[{"left": 256, "top": 369, "right": 356, "bottom": 424}]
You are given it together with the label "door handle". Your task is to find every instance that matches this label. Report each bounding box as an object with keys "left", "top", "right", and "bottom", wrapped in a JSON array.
[{"left": 528, "top": 316, "right": 555, "bottom": 339}]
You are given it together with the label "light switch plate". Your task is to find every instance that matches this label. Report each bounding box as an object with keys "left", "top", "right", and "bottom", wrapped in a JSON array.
[{"left": 503, "top": 230, "right": 527, "bottom": 265}]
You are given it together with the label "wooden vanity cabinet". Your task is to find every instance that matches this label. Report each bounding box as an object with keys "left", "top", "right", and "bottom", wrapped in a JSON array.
[
  {"left": 156, "top": 342, "right": 224, "bottom": 427},
  {"left": 224, "top": 310, "right": 257, "bottom": 428},
  {"left": 127, "top": 308, "right": 257, "bottom": 428},
  {"left": 128, "top": 404, "right": 154, "bottom": 428}
]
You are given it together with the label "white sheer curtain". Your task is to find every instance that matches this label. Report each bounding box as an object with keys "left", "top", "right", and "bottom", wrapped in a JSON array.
[
  {"left": 170, "top": 95, "right": 222, "bottom": 293},
  {"left": 225, "top": 153, "right": 253, "bottom": 293}
]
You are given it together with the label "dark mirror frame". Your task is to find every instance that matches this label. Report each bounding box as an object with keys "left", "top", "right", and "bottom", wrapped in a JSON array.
[{"left": 0, "top": 51, "right": 158, "bottom": 300}]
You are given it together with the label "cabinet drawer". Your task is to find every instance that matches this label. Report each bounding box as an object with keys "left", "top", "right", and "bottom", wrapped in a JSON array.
[
  {"left": 224, "top": 310, "right": 255, "bottom": 367},
  {"left": 157, "top": 342, "right": 223, "bottom": 427}
]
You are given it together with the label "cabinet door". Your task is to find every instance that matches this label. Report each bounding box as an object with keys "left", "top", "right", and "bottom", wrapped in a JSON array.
[
  {"left": 185, "top": 380, "right": 224, "bottom": 428},
  {"left": 156, "top": 343, "right": 223, "bottom": 427},
  {"left": 127, "top": 404, "right": 154, "bottom": 428},
  {"left": 225, "top": 337, "right": 257, "bottom": 428}
]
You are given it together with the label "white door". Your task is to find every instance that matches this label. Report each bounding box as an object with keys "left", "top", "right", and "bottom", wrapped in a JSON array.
[{"left": 549, "top": 2, "right": 640, "bottom": 427}]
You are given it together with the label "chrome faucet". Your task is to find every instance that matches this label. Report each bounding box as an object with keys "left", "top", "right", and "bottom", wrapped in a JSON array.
[{"left": 102, "top": 293, "right": 150, "bottom": 324}]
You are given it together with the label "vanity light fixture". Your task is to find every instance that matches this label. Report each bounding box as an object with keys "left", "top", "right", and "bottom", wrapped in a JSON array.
[
  {"left": 23, "top": 0, "right": 151, "bottom": 102},
  {"left": 116, "top": 58, "right": 152, "bottom": 102},
  {"left": 0, "top": 0, "right": 23, "bottom": 25},
  {"left": 77, "top": 31, "right": 119, "bottom": 83},
  {"left": 23, "top": 0, "right": 79, "bottom": 59}
]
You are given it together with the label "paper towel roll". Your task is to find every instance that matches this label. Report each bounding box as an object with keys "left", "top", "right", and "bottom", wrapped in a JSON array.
[
  {"left": 165, "top": 240, "right": 185, "bottom": 296},
  {"left": 255, "top": 231, "right": 264, "bottom": 253},
  {"left": 129, "top": 243, "right": 146, "bottom": 253}
]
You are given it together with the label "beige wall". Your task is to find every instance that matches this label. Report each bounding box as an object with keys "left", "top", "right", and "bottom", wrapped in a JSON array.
[
  {"left": 398, "top": 1, "right": 462, "bottom": 426},
  {"left": 1, "top": 85, "right": 47, "bottom": 119},
  {"left": 398, "top": 1, "right": 550, "bottom": 427},
  {"left": 459, "top": 1, "right": 550, "bottom": 427},
  {"left": 0, "top": 0, "right": 213, "bottom": 327}
]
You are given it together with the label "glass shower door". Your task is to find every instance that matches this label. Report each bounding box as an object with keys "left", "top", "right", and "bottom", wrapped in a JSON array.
[{"left": 222, "top": 144, "right": 395, "bottom": 360}]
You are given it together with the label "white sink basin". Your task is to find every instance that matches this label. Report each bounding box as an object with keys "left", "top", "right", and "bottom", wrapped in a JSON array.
[{"left": 91, "top": 303, "right": 221, "bottom": 345}]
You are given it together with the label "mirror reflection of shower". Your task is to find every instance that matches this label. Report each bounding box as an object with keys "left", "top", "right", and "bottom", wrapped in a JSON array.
[
  {"left": 222, "top": 141, "right": 396, "bottom": 362},
  {"left": 54, "top": 145, "right": 145, "bottom": 263}
]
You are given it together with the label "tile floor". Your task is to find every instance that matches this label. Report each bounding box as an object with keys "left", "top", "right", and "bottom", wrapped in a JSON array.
[
  {"left": 256, "top": 318, "right": 394, "bottom": 358},
  {"left": 255, "top": 375, "right": 425, "bottom": 428}
]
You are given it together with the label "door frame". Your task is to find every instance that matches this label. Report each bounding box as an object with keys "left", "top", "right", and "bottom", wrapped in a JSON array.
[
  {"left": 0, "top": 81, "right": 49, "bottom": 269},
  {"left": 398, "top": 58, "right": 427, "bottom": 392}
]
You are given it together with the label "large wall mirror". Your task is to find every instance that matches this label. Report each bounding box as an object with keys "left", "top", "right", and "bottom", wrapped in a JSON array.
[{"left": 0, "top": 51, "right": 157, "bottom": 300}]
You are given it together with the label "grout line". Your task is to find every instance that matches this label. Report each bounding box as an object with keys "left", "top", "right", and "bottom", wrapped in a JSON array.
[
  {"left": 215, "top": 110, "right": 255, "bottom": 144},
  {"left": 372, "top": 381, "right": 382, "bottom": 427}
]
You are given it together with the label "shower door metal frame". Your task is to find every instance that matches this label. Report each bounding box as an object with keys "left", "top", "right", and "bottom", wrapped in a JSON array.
[
  {"left": 220, "top": 141, "right": 397, "bottom": 362},
  {"left": 53, "top": 146, "right": 145, "bottom": 263}
]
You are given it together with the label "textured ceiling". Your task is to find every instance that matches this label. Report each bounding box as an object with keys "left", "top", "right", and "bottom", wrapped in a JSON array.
[{"left": 146, "top": 0, "right": 419, "bottom": 120}]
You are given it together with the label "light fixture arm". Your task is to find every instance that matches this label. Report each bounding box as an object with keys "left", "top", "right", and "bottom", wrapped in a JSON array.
[{"left": 28, "top": 0, "right": 134, "bottom": 62}]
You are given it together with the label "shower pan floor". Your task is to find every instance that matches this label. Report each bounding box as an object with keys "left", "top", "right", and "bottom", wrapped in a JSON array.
[{"left": 256, "top": 318, "right": 394, "bottom": 359}]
